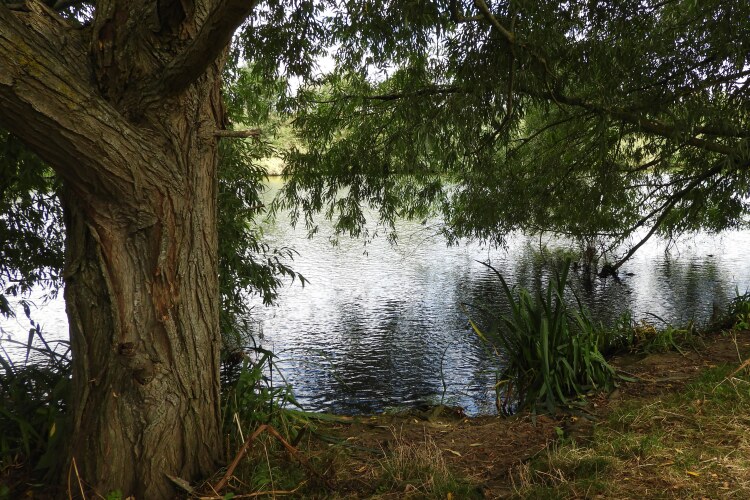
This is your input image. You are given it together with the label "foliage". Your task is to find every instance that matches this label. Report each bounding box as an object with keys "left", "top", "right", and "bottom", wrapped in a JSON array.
[
  {"left": 216, "top": 64, "right": 308, "bottom": 351},
  {"left": 3, "top": 0, "right": 748, "bottom": 356},
  {"left": 0, "top": 322, "right": 305, "bottom": 495},
  {"left": 221, "top": 346, "right": 300, "bottom": 434},
  {"left": 217, "top": 131, "right": 306, "bottom": 345},
  {"left": 468, "top": 259, "right": 617, "bottom": 413},
  {"left": 253, "top": 0, "right": 750, "bottom": 267},
  {"left": 0, "top": 325, "right": 69, "bottom": 481},
  {"left": 2, "top": 0, "right": 750, "bottom": 491},
  {"left": 0, "top": 131, "right": 64, "bottom": 316}
]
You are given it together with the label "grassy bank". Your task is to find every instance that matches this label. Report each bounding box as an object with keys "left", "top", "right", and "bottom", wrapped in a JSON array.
[
  {"left": 513, "top": 356, "right": 750, "bottom": 498},
  {"left": 4, "top": 326, "right": 750, "bottom": 498},
  {"left": 190, "top": 329, "right": 750, "bottom": 499}
]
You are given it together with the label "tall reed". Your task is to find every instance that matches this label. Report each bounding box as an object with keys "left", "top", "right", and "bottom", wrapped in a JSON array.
[
  {"left": 468, "top": 259, "right": 616, "bottom": 413},
  {"left": 0, "top": 325, "right": 70, "bottom": 479}
]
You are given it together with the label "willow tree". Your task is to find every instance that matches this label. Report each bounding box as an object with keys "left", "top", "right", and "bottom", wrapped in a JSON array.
[
  {"left": 0, "top": 1, "right": 270, "bottom": 497},
  {"left": 0, "top": 0, "right": 326, "bottom": 494},
  {"left": 2, "top": 0, "right": 749, "bottom": 497},
  {"left": 280, "top": 0, "right": 750, "bottom": 269}
]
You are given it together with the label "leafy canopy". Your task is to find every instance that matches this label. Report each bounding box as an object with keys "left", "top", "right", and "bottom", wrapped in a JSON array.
[
  {"left": 2, "top": 0, "right": 750, "bottom": 322},
  {"left": 252, "top": 0, "right": 750, "bottom": 269}
]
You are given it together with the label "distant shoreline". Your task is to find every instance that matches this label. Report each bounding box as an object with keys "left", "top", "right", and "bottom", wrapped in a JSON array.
[{"left": 259, "top": 156, "right": 284, "bottom": 176}]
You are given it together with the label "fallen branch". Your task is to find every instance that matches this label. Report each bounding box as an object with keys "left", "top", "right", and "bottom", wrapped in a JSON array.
[
  {"left": 730, "top": 357, "right": 750, "bottom": 378},
  {"left": 264, "top": 425, "right": 329, "bottom": 487},
  {"left": 213, "top": 424, "right": 268, "bottom": 492},
  {"left": 199, "top": 482, "right": 305, "bottom": 499},
  {"left": 212, "top": 423, "right": 334, "bottom": 494}
]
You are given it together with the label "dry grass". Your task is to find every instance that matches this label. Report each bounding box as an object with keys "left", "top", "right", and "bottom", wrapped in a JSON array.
[{"left": 372, "top": 426, "right": 480, "bottom": 499}]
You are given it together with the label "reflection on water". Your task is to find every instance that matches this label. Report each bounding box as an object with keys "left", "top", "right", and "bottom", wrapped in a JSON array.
[
  {"left": 2, "top": 179, "right": 750, "bottom": 415},
  {"left": 251, "top": 180, "right": 750, "bottom": 415}
]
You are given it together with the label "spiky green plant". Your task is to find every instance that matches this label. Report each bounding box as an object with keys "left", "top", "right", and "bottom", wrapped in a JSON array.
[{"left": 468, "top": 259, "right": 617, "bottom": 413}]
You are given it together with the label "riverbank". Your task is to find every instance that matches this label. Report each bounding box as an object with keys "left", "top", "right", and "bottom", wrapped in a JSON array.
[
  {"left": 3, "top": 329, "right": 750, "bottom": 498},
  {"left": 199, "top": 328, "right": 750, "bottom": 499}
]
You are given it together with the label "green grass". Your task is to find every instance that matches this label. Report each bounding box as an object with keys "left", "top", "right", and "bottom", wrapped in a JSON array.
[{"left": 510, "top": 363, "right": 750, "bottom": 498}]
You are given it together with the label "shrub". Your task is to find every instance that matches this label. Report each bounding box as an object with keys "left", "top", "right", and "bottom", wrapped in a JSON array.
[{"left": 0, "top": 325, "right": 70, "bottom": 481}]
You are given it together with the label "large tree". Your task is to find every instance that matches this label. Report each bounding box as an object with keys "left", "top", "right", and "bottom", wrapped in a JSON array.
[{"left": 0, "top": 0, "right": 262, "bottom": 497}]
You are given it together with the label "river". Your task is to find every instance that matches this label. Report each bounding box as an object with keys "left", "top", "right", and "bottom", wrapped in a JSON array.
[{"left": 2, "top": 178, "right": 749, "bottom": 415}]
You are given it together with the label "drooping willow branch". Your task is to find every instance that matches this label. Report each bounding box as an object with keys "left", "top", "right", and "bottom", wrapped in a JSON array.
[{"left": 609, "top": 159, "right": 733, "bottom": 272}]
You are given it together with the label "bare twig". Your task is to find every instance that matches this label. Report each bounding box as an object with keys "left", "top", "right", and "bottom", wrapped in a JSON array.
[{"left": 71, "top": 457, "right": 87, "bottom": 500}]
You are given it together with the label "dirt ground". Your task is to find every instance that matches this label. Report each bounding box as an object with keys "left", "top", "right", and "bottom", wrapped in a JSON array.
[{"left": 312, "top": 330, "right": 750, "bottom": 498}]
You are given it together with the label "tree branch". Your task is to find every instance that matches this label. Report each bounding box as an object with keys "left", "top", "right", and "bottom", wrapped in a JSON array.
[
  {"left": 154, "top": 0, "right": 259, "bottom": 98},
  {"left": 309, "top": 86, "right": 461, "bottom": 105},
  {"left": 214, "top": 128, "right": 261, "bottom": 138},
  {"left": 473, "top": 0, "right": 515, "bottom": 44},
  {"left": 449, "top": 0, "right": 485, "bottom": 23},
  {"left": 0, "top": 4, "right": 163, "bottom": 203},
  {"left": 534, "top": 89, "right": 740, "bottom": 157},
  {"left": 611, "top": 160, "right": 731, "bottom": 271}
]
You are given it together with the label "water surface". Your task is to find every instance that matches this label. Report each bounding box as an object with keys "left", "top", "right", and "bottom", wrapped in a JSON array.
[
  {"left": 3, "top": 179, "right": 749, "bottom": 415},
  {"left": 247, "top": 180, "right": 750, "bottom": 414}
]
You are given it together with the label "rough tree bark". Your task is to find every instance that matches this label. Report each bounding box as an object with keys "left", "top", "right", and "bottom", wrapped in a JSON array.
[{"left": 0, "top": 1, "right": 256, "bottom": 497}]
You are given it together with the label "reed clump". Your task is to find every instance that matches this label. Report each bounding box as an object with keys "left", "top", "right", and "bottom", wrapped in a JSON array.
[
  {"left": 0, "top": 326, "right": 70, "bottom": 485},
  {"left": 468, "top": 259, "right": 617, "bottom": 414}
]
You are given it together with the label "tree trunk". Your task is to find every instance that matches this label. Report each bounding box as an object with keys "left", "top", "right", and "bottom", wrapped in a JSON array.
[
  {"left": 61, "top": 104, "right": 223, "bottom": 497},
  {"left": 0, "top": 2, "right": 258, "bottom": 497}
]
